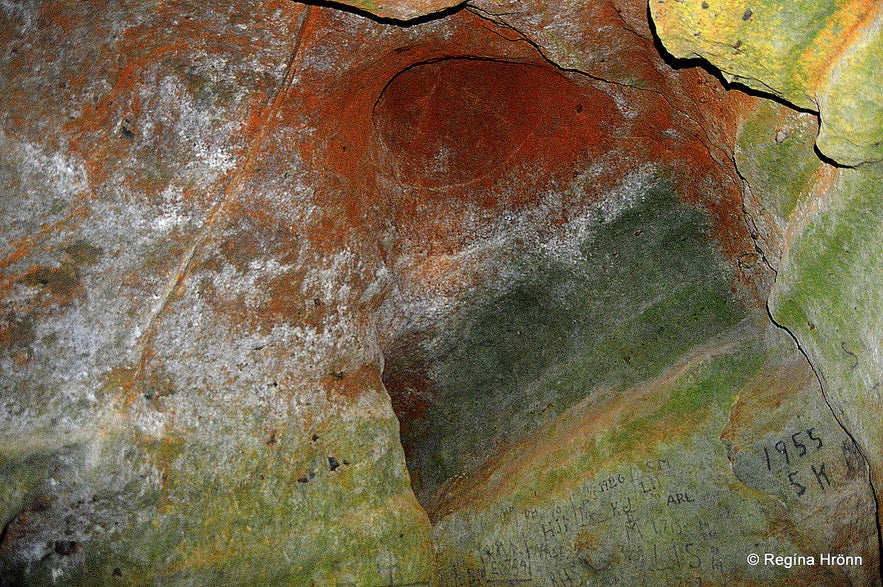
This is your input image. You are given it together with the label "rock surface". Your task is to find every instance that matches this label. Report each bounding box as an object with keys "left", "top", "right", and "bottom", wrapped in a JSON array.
[
  {"left": 670, "top": 0, "right": 883, "bottom": 568},
  {"left": 0, "top": 0, "right": 880, "bottom": 585},
  {"left": 651, "top": 0, "right": 883, "bottom": 166},
  {"left": 756, "top": 134, "right": 883, "bottom": 539},
  {"left": 432, "top": 318, "right": 878, "bottom": 586},
  {"left": 319, "top": 0, "right": 463, "bottom": 21}
]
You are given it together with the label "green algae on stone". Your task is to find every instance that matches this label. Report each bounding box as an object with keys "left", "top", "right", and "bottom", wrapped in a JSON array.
[
  {"left": 0, "top": 437, "right": 167, "bottom": 587},
  {"left": 136, "top": 419, "right": 432, "bottom": 587},
  {"left": 650, "top": 0, "right": 843, "bottom": 107},
  {"left": 735, "top": 100, "right": 823, "bottom": 268},
  {"left": 0, "top": 414, "right": 433, "bottom": 586},
  {"left": 735, "top": 101, "right": 821, "bottom": 221},
  {"left": 650, "top": 0, "right": 883, "bottom": 166},
  {"left": 0, "top": 450, "right": 54, "bottom": 535},
  {"left": 816, "top": 15, "right": 883, "bottom": 166},
  {"left": 402, "top": 183, "right": 746, "bottom": 504},
  {"left": 431, "top": 320, "right": 879, "bottom": 586},
  {"left": 769, "top": 161, "right": 883, "bottom": 518}
]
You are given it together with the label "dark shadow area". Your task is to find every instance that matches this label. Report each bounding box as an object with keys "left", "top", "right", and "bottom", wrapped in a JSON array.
[
  {"left": 645, "top": 3, "right": 729, "bottom": 86},
  {"left": 294, "top": 0, "right": 467, "bottom": 26},
  {"left": 384, "top": 186, "right": 746, "bottom": 513},
  {"left": 813, "top": 143, "right": 851, "bottom": 169}
]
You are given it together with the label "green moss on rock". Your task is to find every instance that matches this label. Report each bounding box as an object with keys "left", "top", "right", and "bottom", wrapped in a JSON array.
[
  {"left": 0, "top": 412, "right": 433, "bottom": 586},
  {"left": 431, "top": 320, "right": 879, "bottom": 585},
  {"left": 735, "top": 101, "right": 821, "bottom": 221},
  {"left": 816, "top": 17, "right": 883, "bottom": 166}
]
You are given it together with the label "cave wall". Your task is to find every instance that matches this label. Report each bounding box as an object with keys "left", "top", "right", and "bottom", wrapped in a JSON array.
[
  {"left": 653, "top": 0, "right": 883, "bottom": 551},
  {"left": 0, "top": 0, "right": 881, "bottom": 585}
]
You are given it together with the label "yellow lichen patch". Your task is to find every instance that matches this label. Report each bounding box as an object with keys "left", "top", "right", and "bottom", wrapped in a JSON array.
[
  {"left": 651, "top": 0, "right": 883, "bottom": 165},
  {"left": 802, "top": 1, "right": 878, "bottom": 91}
]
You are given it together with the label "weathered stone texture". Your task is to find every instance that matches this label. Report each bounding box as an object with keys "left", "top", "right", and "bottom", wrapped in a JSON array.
[
  {"left": 320, "top": 0, "right": 463, "bottom": 21},
  {"left": 651, "top": 0, "right": 883, "bottom": 166},
  {"left": 1, "top": 0, "right": 880, "bottom": 585},
  {"left": 432, "top": 320, "right": 878, "bottom": 586}
]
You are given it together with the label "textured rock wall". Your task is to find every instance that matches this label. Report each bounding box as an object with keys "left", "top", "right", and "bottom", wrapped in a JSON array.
[
  {"left": 1, "top": 0, "right": 880, "bottom": 585},
  {"left": 1, "top": 3, "right": 438, "bottom": 584},
  {"left": 654, "top": 0, "right": 883, "bottom": 566},
  {"left": 738, "top": 101, "right": 883, "bottom": 541},
  {"left": 432, "top": 319, "right": 878, "bottom": 586},
  {"left": 651, "top": 0, "right": 883, "bottom": 167}
]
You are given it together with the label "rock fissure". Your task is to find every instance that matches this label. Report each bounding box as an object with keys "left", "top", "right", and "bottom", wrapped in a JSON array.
[
  {"left": 130, "top": 5, "right": 314, "bottom": 382},
  {"left": 766, "top": 304, "right": 883, "bottom": 582}
]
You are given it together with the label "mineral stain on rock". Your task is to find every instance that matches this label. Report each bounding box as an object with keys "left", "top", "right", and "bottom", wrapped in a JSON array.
[
  {"left": 52, "top": 540, "right": 81, "bottom": 556},
  {"left": 0, "top": 312, "right": 35, "bottom": 354},
  {"left": 20, "top": 264, "right": 82, "bottom": 306},
  {"left": 0, "top": 0, "right": 880, "bottom": 585}
]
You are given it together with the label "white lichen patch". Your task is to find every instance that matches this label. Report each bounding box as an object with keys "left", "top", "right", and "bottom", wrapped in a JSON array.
[
  {"left": 0, "top": 131, "right": 90, "bottom": 255},
  {"left": 149, "top": 73, "right": 242, "bottom": 182},
  {"left": 0, "top": 0, "right": 38, "bottom": 34}
]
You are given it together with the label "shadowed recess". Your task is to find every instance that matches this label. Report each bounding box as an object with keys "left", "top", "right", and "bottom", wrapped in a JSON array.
[{"left": 383, "top": 185, "right": 747, "bottom": 510}]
